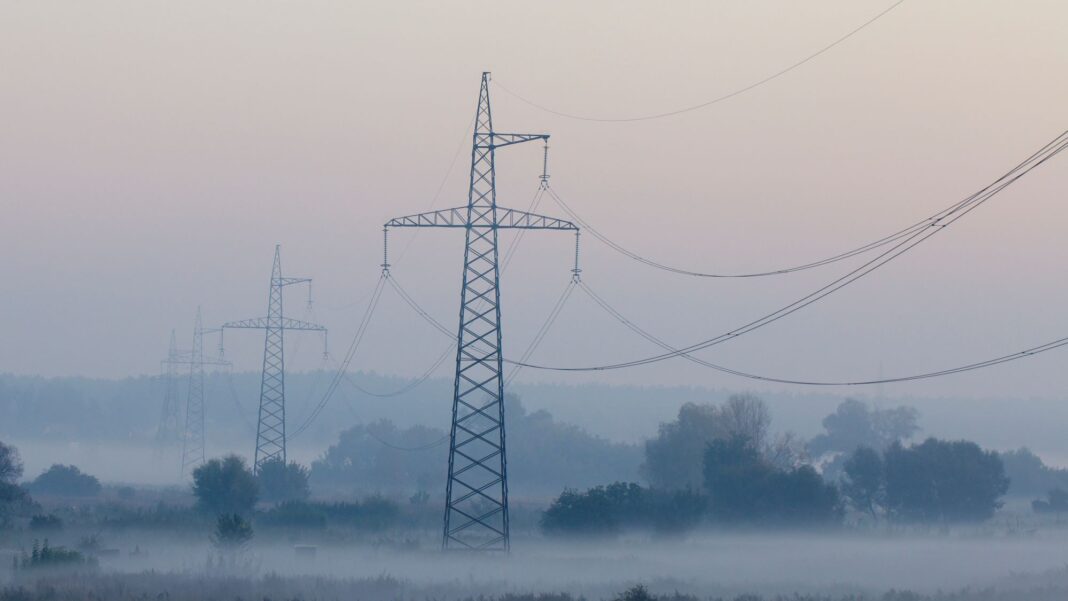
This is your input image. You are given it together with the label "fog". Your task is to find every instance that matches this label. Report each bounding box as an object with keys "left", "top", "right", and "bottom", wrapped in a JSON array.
[{"left": 5, "top": 1, "right": 1068, "bottom": 599}]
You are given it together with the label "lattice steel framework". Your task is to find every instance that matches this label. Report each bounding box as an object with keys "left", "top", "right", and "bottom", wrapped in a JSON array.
[
  {"left": 167, "top": 311, "right": 230, "bottom": 477},
  {"left": 156, "top": 330, "right": 182, "bottom": 447},
  {"left": 222, "top": 245, "right": 326, "bottom": 473},
  {"left": 385, "top": 72, "right": 577, "bottom": 551}
]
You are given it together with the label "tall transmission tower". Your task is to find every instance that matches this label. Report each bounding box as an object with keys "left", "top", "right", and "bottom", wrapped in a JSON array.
[
  {"left": 385, "top": 72, "right": 578, "bottom": 551},
  {"left": 222, "top": 245, "right": 327, "bottom": 473},
  {"left": 155, "top": 330, "right": 182, "bottom": 447},
  {"left": 175, "top": 308, "right": 230, "bottom": 476}
]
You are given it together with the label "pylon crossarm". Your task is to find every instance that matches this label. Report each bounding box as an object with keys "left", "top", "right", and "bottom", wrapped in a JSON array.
[
  {"left": 385, "top": 206, "right": 575, "bottom": 231},
  {"left": 221, "top": 317, "right": 325, "bottom": 331},
  {"left": 487, "top": 133, "right": 548, "bottom": 149},
  {"left": 277, "top": 277, "right": 311, "bottom": 287}
]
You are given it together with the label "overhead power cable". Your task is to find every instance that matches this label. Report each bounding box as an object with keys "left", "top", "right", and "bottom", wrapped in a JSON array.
[
  {"left": 493, "top": 0, "right": 906, "bottom": 123},
  {"left": 577, "top": 278, "right": 1068, "bottom": 385},
  {"left": 291, "top": 274, "right": 387, "bottom": 438},
  {"left": 512, "top": 130, "right": 1068, "bottom": 371},
  {"left": 544, "top": 130, "right": 1068, "bottom": 278}
]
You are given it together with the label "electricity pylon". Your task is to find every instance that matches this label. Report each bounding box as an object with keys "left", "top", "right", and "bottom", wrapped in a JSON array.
[
  {"left": 385, "top": 72, "right": 578, "bottom": 551},
  {"left": 222, "top": 245, "right": 327, "bottom": 473},
  {"left": 155, "top": 330, "right": 182, "bottom": 447},
  {"left": 173, "top": 308, "right": 230, "bottom": 476}
]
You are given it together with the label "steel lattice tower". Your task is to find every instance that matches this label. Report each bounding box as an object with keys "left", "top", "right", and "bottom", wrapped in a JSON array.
[
  {"left": 180, "top": 308, "right": 207, "bottom": 475},
  {"left": 156, "top": 330, "right": 182, "bottom": 447},
  {"left": 222, "top": 245, "right": 326, "bottom": 473},
  {"left": 385, "top": 72, "right": 577, "bottom": 550}
]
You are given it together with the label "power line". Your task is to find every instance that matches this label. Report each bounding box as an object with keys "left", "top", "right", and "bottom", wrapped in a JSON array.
[
  {"left": 577, "top": 278, "right": 1068, "bottom": 385},
  {"left": 543, "top": 130, "right": 1068, "bottom": 278},
  {"left": 512, "top": 130, "right": 1068, "bottom": 371},
  {"left": 493, "top": 0, "right": 906, "bottom": 123},
  {"left": 290, "top": 274, "right": 387, "bottom": 438}
]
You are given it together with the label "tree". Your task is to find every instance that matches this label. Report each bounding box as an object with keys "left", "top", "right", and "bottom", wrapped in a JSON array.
[
  {"left": 808, "top": 399, "right": 919, "bottom": 458},
  {"left": 257, "top": 458, "right": 310, "bottom": 503},
  {"left": 883, "top": 438, "right": 1008, "bottom": 523},
  {"left": 211, "top": 513, "right": 254, "bottom": 549},
  {"left": 541, "top": 482, "right": 706, "bottom": 538},
  {"left": 1000, "top": 448, "right": 1068, "bottom": 497},
  {"left": 841, "top": 446, "right": 884, "bottom": 521},
  {"left": 541, "top": 486, "right": 620, "bottom": 537},
  {"left": 643, "top": 395, "right": 772, "bottom": 490},
  {"left": 192, "top": 455, "right": 259, "bottom": 515},
  {"left": 29, "top": 465, "right": 101, "bottom": 497},
  {"left": 0, "top": 441, "right": 22, "bottom": 484},
  {"left": 703, "top": 436, "right": 840, "bottom": 526},
  {"left": 1032, "top": 488, "right": 1068, "bottom": 515}
]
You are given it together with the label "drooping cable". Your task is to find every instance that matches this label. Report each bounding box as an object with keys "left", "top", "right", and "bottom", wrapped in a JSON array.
[
  {"left": 577, "top": 278, "right": 1068, "bottom": 385},
  {"left": 543, "top": 126, "right": 1068, "bottom": 278},
  {"left": 510, "top": 130, "right": 1068, "bottom": 371},
  {"left": 290, "top": 274, "right": 387, "bottom": 438},
  {"left": 493, "top": 0, "right": 906, "bottom": 123},
  {"left": 504, "top": 279, "right": 578, "bottom": 388}
]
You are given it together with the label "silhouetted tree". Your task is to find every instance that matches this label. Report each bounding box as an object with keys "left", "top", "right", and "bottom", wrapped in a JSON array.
[
  {"left": 1032, "top": 487, "right": 1068, "bottom": 515},
  {"left": 257, "top": 458, "right": 310, "bottom": 503},
  {"left": 703, "top": 436, "right": 841, "bottom": 526},
  {"left": 29, "top": 465, "right": 101, "bottom": 497},
  {"left": 841, "top": 446, "right": 885, "bottom": 521},
  {"left": 1000, "top": 448, "right": 1068, "bottom": 497},
  {"left": 192, "top": 455, "right": 258, "bottom": 515},
  {"left": 808, "top": 399, "right": 919, "bottom": 458},
  {"left": 211, "top": 513, "right": 254, "bottom": 549},
  {"left": 541, "top": 482, "right": 706, "bottom": 537},
  {"left": 643, "top": 395, "right": 772, "bottom": 490},
  {"left": 0, "top": 441, "right": 22, "bottom": 485},
  {"left": 884, "top": 438, "right": 1008, "bottom": 523}
]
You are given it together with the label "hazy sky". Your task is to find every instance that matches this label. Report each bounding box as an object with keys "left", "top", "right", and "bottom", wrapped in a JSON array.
[{"left": 2, "top": 0, "right": 1068, "bottom": 401}]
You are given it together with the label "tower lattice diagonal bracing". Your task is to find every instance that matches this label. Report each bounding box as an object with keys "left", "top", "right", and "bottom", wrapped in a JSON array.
[
  {"left": 385, "top": 72, "right": 577, "bottom": 551},
  {"left": 222, "top": 245, "right": 327, "bottom": 474}
]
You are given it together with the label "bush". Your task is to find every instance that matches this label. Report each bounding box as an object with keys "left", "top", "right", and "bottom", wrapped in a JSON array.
[
  {"left": 212, "top": 513, "right": 254, "bottom": 549},
  {"left": 192, "top": 455, "right": 258, "bottom": 515},
  {"left": 703, "top": 436, "right": 841, "bottom": 526},
  {"left": 257, "top": 459, "right": 310, "bottom": 504},
  {"left": 541, "top": 482, "right": 706, "bottom": 538},
  {"left": 29, "top": 464, "right": 101, "bottom": 497},
  {"left": 15, "top": 539, "right": 96, "bottom": 570}
]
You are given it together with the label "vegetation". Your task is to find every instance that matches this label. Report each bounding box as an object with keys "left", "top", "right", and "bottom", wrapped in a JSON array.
[
  {"left": 14, "top": 539, "right": 96, "bottom": 570},
  {"left": 258, "top": 497, "right": 402, "bottom": 531},
  {"left": 1000, "top": 447, "right": 1068, "bottom": 497},
  {"left": 28, "top": 464, "right": 102, "bottom": 497},
  {"left": 541, "top": 482, "right": 705, "bottom": 537},
  {"left": 703, "top": 436, "right": 841, "bottom": 526},
  {"left": 839, "top": 438, "right": 1009, "bottom": 523},
  {"left": 312, "top": 396, "right": 640, "bottom": 496},
  {"left": 211, "top": 513, "right": 254, "bottom": 549},
  {"left": 257, "top": 458, "right": 311, "bottom": 503},
  {"left": 0, "top": 440, "right": 34, "bottom": 526},
  {"left": 1031, "top": 487, "right": 1068, "bottom": 515},
  {"left": 28, "top": 513, "right": 63, "bottom": 531},
  {"left": 192, "top": 455, "right": 258, "bottom": 515},
  {"left": 642, "top": 395, "right": 780, "bottom": 490}
]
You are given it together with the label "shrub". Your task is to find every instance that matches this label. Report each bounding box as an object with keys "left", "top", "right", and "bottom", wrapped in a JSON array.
[
  {"left": 257, "top": 459, "right": 310, "bottom": 503},
  {"left": 192, "top": 455, "right": 258, "bottom": 515},
  {"left": 212, "top": 513, "right": 254, "bottom": 549},
  {"left": 15, "top": 539, "right": 96, "bottom": 570},
  {"left": 29, "top": 465, "right": 101, "bottom": 497}
]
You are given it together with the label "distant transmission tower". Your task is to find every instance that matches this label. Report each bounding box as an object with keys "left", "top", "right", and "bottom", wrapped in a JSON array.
[
  {"left": 176, "top": 307, "right": 230, "bottom": 476},
  {"left": 385, "top": 72, "right": 577, "bottom": 551},
  {"left": 222, "top": 245, "right": 327, "bottom": 473},
  {"left": 155, "top": 330, "right": 182, "bottom": 447}
]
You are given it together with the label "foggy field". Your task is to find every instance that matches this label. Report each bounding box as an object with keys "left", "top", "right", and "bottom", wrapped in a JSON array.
[{"left": 7, "top": 527, "right": 1068, "bottom": 600}]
